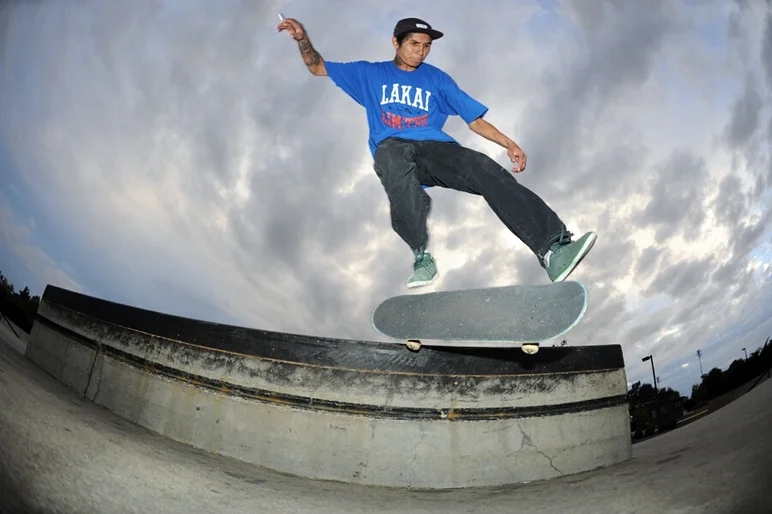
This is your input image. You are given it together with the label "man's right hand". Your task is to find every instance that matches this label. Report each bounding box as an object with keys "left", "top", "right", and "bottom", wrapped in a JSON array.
[
  {"left": 277, "top": 17, "right": 327, "bottom": 76},
  {"left": 276, "top": 18, "right": 306, "bottom": 41}
]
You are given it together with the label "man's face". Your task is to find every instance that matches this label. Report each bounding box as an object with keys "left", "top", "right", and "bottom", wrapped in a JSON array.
[{"left": 392, "top": 32, "right": 432, "bottom": 67}]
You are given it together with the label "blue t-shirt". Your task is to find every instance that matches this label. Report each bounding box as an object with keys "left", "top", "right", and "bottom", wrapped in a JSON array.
[{"left": 325, "top": 60, "right": 488, "bottom": 156}]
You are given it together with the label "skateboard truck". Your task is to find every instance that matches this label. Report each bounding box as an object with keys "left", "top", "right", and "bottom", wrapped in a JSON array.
[
  {"left": 521, "top": 343, "right": 539, "bottom": 355},
  {"left": 406, "top": 340, "right": 422, "bottom": 351}
]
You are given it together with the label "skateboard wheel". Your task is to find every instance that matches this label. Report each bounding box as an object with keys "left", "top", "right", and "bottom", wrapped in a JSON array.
[
  {"left": 406, "top": 340, "right": 422, "bottom": 351},
  {"left": 522, "top": 344, "right": 539, "bottom": 355}
]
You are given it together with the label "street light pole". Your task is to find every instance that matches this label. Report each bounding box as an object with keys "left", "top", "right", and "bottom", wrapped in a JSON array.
[
  {"left": 742, "top": 348, "right": 748, "bottom": 360},
  {"left": 697, "top": 349, "right": 704, "bottom": 378},
  {"left": 642, "top": 355, "right": 661, "bottom": 429},
  {"left": 642, "top": 355, "right": 657, "bottom": 392}
]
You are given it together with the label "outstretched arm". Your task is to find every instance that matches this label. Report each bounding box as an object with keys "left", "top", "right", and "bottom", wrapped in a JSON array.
[
  {"left": 277, "top": 18, "right": 327, "bottom": 76},
  {"left": 468, "top": 117, "right": 527, "bottom": 173}
]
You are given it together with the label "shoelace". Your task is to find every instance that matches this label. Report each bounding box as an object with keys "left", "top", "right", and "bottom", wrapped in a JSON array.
[
  {"left": 414, "top": 252, "right": 431, "bottom": 269},
  {"left": 543, "top": 229, "right": 574, "bottom": 268},
  {"left": 556, "top": 228, "right": 573, "bottom": 246}
]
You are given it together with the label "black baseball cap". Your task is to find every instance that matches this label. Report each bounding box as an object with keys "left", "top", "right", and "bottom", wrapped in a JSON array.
[{"left": 393, "top": 18, "right": 443, "bottom": 40}]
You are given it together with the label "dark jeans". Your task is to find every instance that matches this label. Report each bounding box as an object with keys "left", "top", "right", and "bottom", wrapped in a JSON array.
[{"left": 372, "top": 137, "right": 568, "bottom": 262}]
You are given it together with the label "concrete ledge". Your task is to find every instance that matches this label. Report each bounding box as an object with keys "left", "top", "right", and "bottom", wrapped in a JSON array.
[{"left": 26, "top": 285, "right": 632, "bottom": 488}]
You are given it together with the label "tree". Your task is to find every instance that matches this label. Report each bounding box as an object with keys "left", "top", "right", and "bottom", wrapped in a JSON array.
[
  {"left": 625, "top": 381, "right": 658, "bottom": 406},
  {"left": 0, "top": 271, "right": 42, "bottom": 333},
  {"left": 0, "top": 272, "right": 13, "bottom": 298}
]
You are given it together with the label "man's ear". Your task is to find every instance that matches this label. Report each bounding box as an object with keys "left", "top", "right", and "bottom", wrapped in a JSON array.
[{"left": 392, "top": 36, "right": 399, "bottom": 49}]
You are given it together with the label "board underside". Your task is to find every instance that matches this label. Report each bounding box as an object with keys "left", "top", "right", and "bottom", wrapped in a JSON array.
[{"left": 371, "top": 282, "right": 588, "bottom": 347}]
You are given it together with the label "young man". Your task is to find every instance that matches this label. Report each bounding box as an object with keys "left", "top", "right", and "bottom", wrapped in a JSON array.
[{"left": 277, "top": 16, "right": 596, "bottom": 288}]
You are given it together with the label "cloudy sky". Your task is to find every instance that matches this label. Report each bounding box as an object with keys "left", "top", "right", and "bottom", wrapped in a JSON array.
[{"left": 1, "top": 0, "right": 771, "bottom": 398}]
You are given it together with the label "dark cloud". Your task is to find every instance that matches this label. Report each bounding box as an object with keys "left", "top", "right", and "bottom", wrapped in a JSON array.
[
  {"left": 639, "top": 151, "right": 709, "bottom": 243},
  {"left": 711, "top": 254, "right": 744, "bottom": 288},
  {"left": 714, "top": 174, "right": 747, "bottom": 228},
  {"left": 565, "top": 281, "right": 630, "bottom": 346},
  {"left": 578, "top": 237, "right": 636, "bottom": 281},
  {"left": 637, "top": 247, "right": 662, "bottom": 278},
  {"left": 625, "top": 308, "right": 674, "bottom": 348},
  {"left": 724, "top": 75, "right": 763, "bottom": 148},
  {"left": 750, "top": 157, "right": 770, "bottom": 202},
  {"left": 769, "top": 115, "right": 772, "bottom": 142},
  {"left": 730, "top": 211, "right": 772, "bottom": 258},
  {"left": 667, "top": 286, "right": 723, "bottom": 330},
  {"left": 728, "top": 263, "right": 756, "bottom": 301},
  {"left": 766, "top": 152, "right": 772, "bottom": 194},
  {"left": 761, "top": 9, "right": 772, "bottom": 89},
  {"left": 646, "top": 255, "right": 716, "bottom": 299}
]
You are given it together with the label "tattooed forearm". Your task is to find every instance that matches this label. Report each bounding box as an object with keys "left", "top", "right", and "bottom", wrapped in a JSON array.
[
  {"left": 278, "top": 19, "right": 326, "bottom": 75},
  {"left": 297, "top": 36, "right": 322, "bottom": 69}
]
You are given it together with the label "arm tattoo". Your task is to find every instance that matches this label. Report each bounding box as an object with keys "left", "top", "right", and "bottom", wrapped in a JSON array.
[{"left": 297, "top": 37, "right": 321, "bottom": 68}]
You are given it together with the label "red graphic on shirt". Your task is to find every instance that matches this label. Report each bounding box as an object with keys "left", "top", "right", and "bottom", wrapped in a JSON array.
[{"left": 382, "top": 109, "right": 429, "bottom": 129}]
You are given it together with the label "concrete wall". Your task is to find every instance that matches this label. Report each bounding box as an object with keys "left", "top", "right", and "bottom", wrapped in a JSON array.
[{"left": 26, "top": 290, "right": 632, "bottom": 489}]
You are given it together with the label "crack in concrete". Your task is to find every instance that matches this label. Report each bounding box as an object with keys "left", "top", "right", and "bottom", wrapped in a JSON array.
[
  {"left": 520, "top": 425, "right": 564, "bottom": 476},
  {"left": 86, "top": 345, "right": 102, "bottom": 401},
  {"left": 407, "top": 429, "right": 427, "bottom": 488},
  {"left": 353, "top": 457, "right": 369, "bottom": 479}
]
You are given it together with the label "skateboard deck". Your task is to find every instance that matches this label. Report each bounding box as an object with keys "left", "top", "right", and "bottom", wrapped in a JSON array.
[{"left": 371, "top": 281, "right": 588, "bottom": 354}]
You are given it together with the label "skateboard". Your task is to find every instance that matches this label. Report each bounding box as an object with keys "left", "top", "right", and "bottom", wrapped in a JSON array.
[{"left": 371, "top": 281, "right": 588, "bottom": 354}]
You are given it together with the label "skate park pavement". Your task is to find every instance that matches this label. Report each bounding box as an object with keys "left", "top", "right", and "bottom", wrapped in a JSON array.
[{"left": 1, "top": 321, "right": 770, "bottom": 514}]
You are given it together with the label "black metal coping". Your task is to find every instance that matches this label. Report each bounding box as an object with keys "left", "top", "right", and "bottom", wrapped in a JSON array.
[
  {"left": 40, "top": 285, "right": 625, "bottom": 376},
  {"left": 33, "top": 314, "right": 627, "bottom": 421}
]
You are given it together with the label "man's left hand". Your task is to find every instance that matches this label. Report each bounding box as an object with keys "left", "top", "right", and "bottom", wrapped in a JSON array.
[{"left": 507, "top": 144, "right": 527, "bottom": 173}]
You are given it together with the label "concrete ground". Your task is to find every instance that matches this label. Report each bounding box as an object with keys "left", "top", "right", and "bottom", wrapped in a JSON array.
[{"left": 1, "top": 323, "right": 770, "bottom": 514}]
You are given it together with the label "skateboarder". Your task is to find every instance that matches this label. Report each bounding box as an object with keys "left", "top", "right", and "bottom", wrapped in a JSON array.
[{"left": 277, "top": 16, "right": 597, "bottom": 288}]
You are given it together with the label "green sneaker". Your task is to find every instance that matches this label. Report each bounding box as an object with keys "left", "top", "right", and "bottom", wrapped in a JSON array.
[
  {"left": 543, "top": 231, "right": 597, "bottom": 282},
  {"left": 407, "top": 250, "right": 438, "bottom": 288}
]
